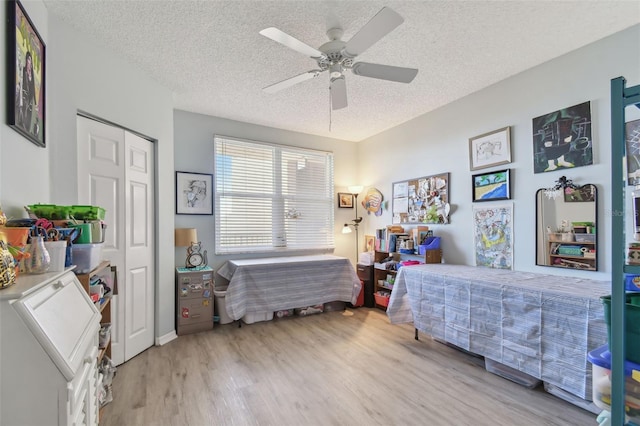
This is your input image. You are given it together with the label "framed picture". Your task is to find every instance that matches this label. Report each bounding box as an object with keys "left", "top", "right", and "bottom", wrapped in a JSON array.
[
  {"left": 468, "top": 126, "right": 511, "bottom": 171},
  {"left": 392, "top": 172, "right": 450, "bottom": 224},
  {"left": 564, "top": 183, "right": 596, "bottom": 202},
  {"left": 532, "top": 101, "right": 593, "bottom": 174},
  {"left": 472, "top": 169, "right": 511, "bottom": 202},
  {"left": 338, "top": 192, "right": 353, "bottom": 208},
  {"left": 7, "top": 0, "right": 46, "bottom": 147},
  {"left": 626, "top": 118, "right": 640, "bottom": 185},
  {"left": 176, "top": 171, "right": 213, "bottom": 215},
  {"left": 473, "top": 203, "right": 513, "bottom": 269},
  {"left": 364, "top": 235, "right": 375, "bottom": 252}
]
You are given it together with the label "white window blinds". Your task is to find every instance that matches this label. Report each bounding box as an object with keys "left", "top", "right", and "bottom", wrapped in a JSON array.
[{"left": 214, "top": 135, "right": 335, "bottom": 254}]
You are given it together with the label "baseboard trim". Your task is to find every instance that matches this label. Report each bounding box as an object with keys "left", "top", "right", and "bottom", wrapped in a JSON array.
[{"left": 156, "top": 330, "right": 178, "bottom": 346}]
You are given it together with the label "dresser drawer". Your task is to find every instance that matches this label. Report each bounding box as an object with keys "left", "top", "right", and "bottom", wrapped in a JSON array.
[
  {"left": 178, "top": 298, "right": 213, "bottom": 326},
  {"left": 177, "top": 282, "right": 212, "bottom": 300},
  {"left": 177, "top": 272, "right": 213, "bottom": 300}
]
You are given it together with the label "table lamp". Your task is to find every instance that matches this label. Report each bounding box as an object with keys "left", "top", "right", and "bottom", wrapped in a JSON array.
[{"left": 175, "top": 228, "right": 198, "bottom": 268}]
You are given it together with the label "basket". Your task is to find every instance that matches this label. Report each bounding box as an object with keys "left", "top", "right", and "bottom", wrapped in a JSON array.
[
  {"left": 575, "top": 234, "right": 596, "bottom": 243},
  {"left": 557, "top": 245, "right": 583, "bottom": 256},
  {"left": 374, "top": 292, "right": 390, "bottom": 308}
]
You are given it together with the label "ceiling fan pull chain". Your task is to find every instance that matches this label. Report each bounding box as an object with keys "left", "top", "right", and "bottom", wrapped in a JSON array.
[{"left": 329, "top": 86, "right": 332, "bottom": 132}]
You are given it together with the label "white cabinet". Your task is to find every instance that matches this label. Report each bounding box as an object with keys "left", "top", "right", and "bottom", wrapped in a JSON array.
[{"left": 0, "top": 269, "right": 101, "bottom": 425}]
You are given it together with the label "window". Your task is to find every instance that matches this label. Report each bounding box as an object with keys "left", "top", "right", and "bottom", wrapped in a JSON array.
[{"left": 214, "top": 135, "right": 335, "bottom": 254}]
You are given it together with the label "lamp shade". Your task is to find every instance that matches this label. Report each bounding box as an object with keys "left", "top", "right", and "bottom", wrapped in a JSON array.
[
  {"left": 348, "top": 185, "right": 364, "bottom": 195},
  {"left": 342, "top": 225, "right": 352, "bottom": 234},
  {"left": 175, "top": 228, "right": 198, "bottom": 247}
]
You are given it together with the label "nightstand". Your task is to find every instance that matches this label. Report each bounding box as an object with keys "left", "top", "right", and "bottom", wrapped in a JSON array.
[{"left": 176, "top": 266, "right": 214, "bottom": 335}]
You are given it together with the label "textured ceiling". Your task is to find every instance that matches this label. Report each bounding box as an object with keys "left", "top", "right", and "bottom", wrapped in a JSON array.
[{"left": 43, "top": 1, "right": 640, "bottom": 142}]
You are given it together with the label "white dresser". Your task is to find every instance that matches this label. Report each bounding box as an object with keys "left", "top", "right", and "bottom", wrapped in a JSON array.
[{"left": 0, "top": 269, "right": 101, "bottom": 425}]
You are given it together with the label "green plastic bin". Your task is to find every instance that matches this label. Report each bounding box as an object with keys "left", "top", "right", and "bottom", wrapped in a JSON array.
[{"left": 601, "top": 293, "right": 640, "bottom": 364}]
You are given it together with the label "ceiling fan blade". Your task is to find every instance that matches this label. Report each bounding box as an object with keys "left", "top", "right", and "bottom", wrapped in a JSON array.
[
  {"left": 343, "top": 7, "right": 404, "bottom": 58},
  {"left": 263, "top": 71, "right": 320, "bottom": 94},
  {"left": 330, "top": 76, "right": 347, "bottom": 110},
  {"left": 260, "top": 27, "right": 325, "bottom": 58},
  {"left": 351, "top": 62, "right": 418, "bottom": 83}
]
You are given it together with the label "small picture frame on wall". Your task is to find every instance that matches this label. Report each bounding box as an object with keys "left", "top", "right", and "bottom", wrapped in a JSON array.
[
  {"left": 7, "top": 0, "right": 46, "bottom": 147},
  {"left": 176, "top": 171, "right": 213, "bottom": 215},
  {"left": 469, "top": 126, "right": 511, "bottom": 171},
  {"left": 338, "top": 192, "right": 353, "bottom": 208},
  {"left": 472, "top": 169, "right": 511, "bottom": 202}
]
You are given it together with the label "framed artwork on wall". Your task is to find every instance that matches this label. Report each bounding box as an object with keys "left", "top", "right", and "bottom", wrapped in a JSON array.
[
  {"left": 364, "top": 235, "right": 375, "bottom": 252},
  {"left": 472, "top": 169, "right": 511, "bottom": 202},
  {"left": 7, "top": 0, "right": 46, "bottom": 147},
  {"left": 392, "top": 172, "right": 450, "bottom": 224},
  {"left": 176, "top": 171, "right": 213, "bottom": 215},
  {"left": 337, "top": 192, "right": 353, "bottom": 208},
  {"left": 532, "top": 101, "right": 593, "bottom": 174},
  {"left": 468, "top": 126, "right": 511, "bottom": 171},
  {"left": 473, "top": 203, "right": 513, "bottom": 269}
]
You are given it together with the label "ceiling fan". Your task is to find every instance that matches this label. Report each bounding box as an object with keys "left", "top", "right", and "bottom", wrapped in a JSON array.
[{"left": 260, "top": 7, "right": 418, "bottom": 110}]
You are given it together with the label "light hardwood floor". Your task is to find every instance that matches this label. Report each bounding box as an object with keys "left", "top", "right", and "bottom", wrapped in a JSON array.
[{"left": 100, "top": 308, "right": 595, "bottom": 426}]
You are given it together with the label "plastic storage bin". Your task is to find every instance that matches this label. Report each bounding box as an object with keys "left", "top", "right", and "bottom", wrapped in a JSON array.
[
  {"left": 69, "top": 205, "right": 106, "bottom": 221},
  {"left": 588, "top": 345, "right": 640, "bottom": 424},
  {"left": 601, "top": 294, "right": 640, "bottom": 363},
  {"left": 575, "top": 233, "right": 596, "bottom": 243},
  {"left": 27, "top": 204, "right": 70, "bottom": 220},
  {"left": 558, "top": 245, "right": 583, "bottom": 256},
  {"left": 323, "top": 301, "right": 345, "bottom": 312},
  {"left": 242, "top": 311, "right": 274, "bottom": 324},
  {"left": 419, "top": 236, "right": 441, "bottom": 254},
  {"left": 43, "top": 240, "right": 67, "bottom": 272},
  {"left": 626, "top": 273, "right": 640, "bottom": 292},
  {"left": 294, "top": 304, "right": 324, "bottom": 316},
  {"left": 71, "top": 243, "right": 103, "bottom": 273},
  {"left": 374, "top": 292, "right": 390, "bottom": 308},
  {"left": 484, "top": 358, "right": 541, "bottom": 389}
]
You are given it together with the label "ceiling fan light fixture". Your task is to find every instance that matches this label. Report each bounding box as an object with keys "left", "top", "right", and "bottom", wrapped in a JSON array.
[{"left": 329, "top": 63, "right": 343, "bottom": 78}]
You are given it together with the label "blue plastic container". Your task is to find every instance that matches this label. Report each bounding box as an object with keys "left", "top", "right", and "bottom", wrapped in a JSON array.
[
  {"left": 587, "top": 345, "right": 640, "bottom": 424},
  {"left": 419, "top": 236, "right": 441, "bottom": 254},
  {"left": 625, "top": 273, "right": 640, "bottom": 292}
]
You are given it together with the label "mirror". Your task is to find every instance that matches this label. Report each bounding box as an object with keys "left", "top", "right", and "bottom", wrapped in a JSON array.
[{"left": 536, "top": 181, "right": 597, "bottom": 271}]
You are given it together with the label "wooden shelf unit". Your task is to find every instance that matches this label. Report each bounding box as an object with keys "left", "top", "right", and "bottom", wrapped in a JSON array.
[
  {"left": 547, "top": 239, "right": 596, "bottom": 271},
  {"left": 76, "top": 260, "right": 115, "bottom": 361},
  {"left": 373, "top": 247, "right": 444, "bottom": 310},
  {"left": 373, "top": 251, "right": 398, "bottom": 310}
]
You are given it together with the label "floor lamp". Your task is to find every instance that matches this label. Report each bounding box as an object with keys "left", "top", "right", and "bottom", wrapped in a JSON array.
[{"left": 342, "top": 186, "right": 364, "bottom": 261}]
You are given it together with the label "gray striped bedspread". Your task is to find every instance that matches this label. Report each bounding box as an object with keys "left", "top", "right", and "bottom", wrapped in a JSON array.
[
  {"left": 387, "top": 263, "right": 610, "bottom": 400},
  {"left": 217, "top": 255, "right": 361, "bottom": 321}
]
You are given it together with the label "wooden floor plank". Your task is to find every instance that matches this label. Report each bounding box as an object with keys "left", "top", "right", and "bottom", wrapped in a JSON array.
[{"left": 100, "top": 308, "right": 595, "bottom": 426}]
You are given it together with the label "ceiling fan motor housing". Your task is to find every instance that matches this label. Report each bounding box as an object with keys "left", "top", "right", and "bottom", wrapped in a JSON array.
[{"left": 317, "top": 39, "right": 354, "bottom": 77}]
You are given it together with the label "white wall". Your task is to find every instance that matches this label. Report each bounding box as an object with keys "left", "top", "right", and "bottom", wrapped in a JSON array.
[
  {"left": 358, "top": 24, "right": 640, "bottom": 281},
  {"left": 173, "top": 110, "right": 359, "bottom": 270},
  {"left": 0, "top": 2, "right": 177, "bottom": 339}
]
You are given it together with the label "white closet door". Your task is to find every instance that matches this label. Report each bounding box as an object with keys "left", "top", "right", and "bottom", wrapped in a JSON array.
[
  {"left": 77, "top": 115, "right": 155, "bottom": 365},
  {"left": 123, "top": 131, "right": 155, "bottom": 360}
]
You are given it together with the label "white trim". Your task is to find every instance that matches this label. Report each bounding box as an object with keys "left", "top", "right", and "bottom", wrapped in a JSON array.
[{"left": 155, "top": 330, "right": 178, "bottom": 346}]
